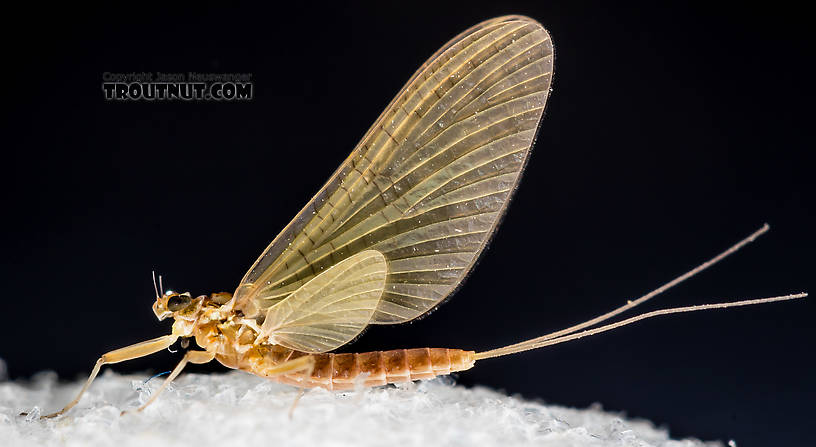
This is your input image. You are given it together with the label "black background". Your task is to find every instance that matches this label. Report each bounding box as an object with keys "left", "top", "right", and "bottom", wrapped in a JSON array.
[{"left": 4, "top": 2, "right": 813, "bottom": 446}]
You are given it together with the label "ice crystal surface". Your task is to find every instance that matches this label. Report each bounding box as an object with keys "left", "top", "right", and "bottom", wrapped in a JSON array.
[{"left": 1, "top": 362, "right": 720, "bottom": 447}]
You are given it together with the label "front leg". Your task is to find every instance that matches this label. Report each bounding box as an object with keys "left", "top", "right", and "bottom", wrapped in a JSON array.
[
  {"left": 128, "top": 350, "right": 216, "bottom": 414},
  {"left": 37, "top": 334, "right": 179, "bottom": 419}
]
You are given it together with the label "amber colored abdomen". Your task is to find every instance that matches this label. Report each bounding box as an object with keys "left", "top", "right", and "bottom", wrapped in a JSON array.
[{"left": 276, "top": 348, "right": 475, "bottom": 390}]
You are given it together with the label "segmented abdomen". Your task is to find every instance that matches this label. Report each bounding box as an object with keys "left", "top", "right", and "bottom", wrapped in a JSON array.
[{"left": 276, "top": 348, "right": 475, "bottom": 390}]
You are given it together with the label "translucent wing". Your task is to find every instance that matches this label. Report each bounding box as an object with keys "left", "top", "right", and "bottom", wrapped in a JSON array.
[
  {"left": 259, "top": 250, "right": 387, "bottom": 353},
  {"left": 233, "top": 15, "right": 554, "bottom": 324}
]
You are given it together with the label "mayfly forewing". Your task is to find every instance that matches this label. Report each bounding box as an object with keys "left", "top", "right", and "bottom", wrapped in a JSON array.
[{"left": 233, "top": 15, "right": 553, "bottom": 324}]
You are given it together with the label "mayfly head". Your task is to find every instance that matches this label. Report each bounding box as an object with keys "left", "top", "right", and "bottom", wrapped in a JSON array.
[{"left": 152, "top": 291, "right": 198, "bottom": 321}]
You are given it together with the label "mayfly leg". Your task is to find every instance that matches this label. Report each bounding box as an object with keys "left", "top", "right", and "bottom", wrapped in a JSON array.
[
  {"left": 260, "top": 355, "right": 316, "bottom": 378},
  {"left": 128, "top": 353, "right": 315, "bottom": 415},
  {"left": 127, "top": 350, "right": 216, "bottom": 415},
  {"left": 288, "top": 388, "right": 307, "bottom": 419},
  {"left": 37, "top": 334, "right": 179, "bottom": 418}
]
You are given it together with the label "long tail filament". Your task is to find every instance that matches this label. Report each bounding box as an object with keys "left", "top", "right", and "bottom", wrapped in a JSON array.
[{"left": 475, "top": 224, "right": 806, "bottom": 360}]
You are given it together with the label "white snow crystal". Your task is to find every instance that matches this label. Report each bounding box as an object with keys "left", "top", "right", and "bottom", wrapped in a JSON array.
[{"left": 0, "top": 362, "right": 720, "bottom": 447}]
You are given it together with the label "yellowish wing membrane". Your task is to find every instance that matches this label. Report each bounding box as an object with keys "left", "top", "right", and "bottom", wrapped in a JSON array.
[
  {"left": 258, "top": 250, "right": 387, "bottom": 353},
  {"left": 235, "top": 15, "right": 553, "bottom": 325}
]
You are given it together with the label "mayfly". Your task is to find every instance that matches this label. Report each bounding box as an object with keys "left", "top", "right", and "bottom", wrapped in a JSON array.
[{"left": 38, "top": 15, "right": 805, "bottom": 418}]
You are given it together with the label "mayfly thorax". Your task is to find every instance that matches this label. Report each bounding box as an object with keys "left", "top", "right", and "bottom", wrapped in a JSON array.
[{"left": 31, "top": 15, "right": 805, "bottom": 419}]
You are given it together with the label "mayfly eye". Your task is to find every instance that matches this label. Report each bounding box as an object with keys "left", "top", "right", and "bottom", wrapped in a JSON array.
[{"left": 167, "top": 295, "right": 191, "bottom": 312}]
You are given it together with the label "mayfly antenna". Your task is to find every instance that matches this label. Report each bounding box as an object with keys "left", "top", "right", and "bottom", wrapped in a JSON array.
[{"left": 152, "top": 271, "right": 160, "bottom": 299}]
